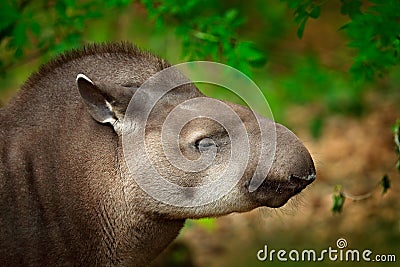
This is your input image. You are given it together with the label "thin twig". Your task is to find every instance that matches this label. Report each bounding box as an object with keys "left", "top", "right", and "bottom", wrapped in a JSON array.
[{"left": 342, "top": 191, "right": 373, "bottom": 201}]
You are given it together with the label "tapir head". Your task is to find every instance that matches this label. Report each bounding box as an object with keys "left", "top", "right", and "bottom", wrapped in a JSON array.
[{"left": 76, "top": 62, "right": 315, "bottom": 219}]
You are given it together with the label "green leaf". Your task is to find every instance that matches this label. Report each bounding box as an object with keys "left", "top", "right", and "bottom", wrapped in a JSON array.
[
  {"left": 309, "top": 6, "right": 321, "bottom": 19},
  {"left": 55, "top": 1, "right": 67, "bottom": 17},
  {"left": 297, "top": 17, "right": 308, "bottom": 39},
  {"left": 380, "top": 174, "right": 390, "bottom": 195},
  {"left": 332, "top": 191, "right": 345, "bottom": 214},
  {"left": 340, "top": 0, "right": 363, "bottom": 19},
  {"left": 14, "top": 47, "right": 23, "bottom": 58},
  {"left": 225, "top": 9, "right": 238, "bottom": 22},
  {"left": 0, "top": 1, "right": 19, "bottom": 33},
  {"left": 193, "top": 31, "right": 218, "bottom": 42},
  {"left": 29, "top": 21, "right": 41, "bottom": 37},
  {"left": 332, "top": 185, "right": 345, "bottom": 214},
  {"left": 12, "top": 21, "right": 27, "bottom": 47},
  {"left": 236, "top": 41, "right": 267, "bottom": 68}
]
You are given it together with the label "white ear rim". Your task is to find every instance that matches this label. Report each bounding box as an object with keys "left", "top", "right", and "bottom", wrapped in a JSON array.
[{"left": 76, "top": 73, "right": 93, "bottom": 84}]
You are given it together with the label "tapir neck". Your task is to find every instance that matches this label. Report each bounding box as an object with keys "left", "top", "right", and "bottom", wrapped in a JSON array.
[
  {"left": 112, "top": 206, "right": 185, "bottom": 266},
  {"left": 0, "top": 89, "right": 184, "bottom": 266},
  {"left": 98, "top": 140, "right": 186, "bottom": 266}
]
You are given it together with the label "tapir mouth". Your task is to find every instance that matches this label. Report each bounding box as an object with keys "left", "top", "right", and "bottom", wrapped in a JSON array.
[{"left": 251, "top": 173, "right": 316, "bottom": 208}]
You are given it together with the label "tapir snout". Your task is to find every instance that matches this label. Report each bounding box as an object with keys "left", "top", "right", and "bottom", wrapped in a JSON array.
[{"left": 251, "top": 123, "right": 316, "bottom": 208}]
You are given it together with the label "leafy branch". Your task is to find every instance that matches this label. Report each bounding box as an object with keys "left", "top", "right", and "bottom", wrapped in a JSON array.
[
  {"left": 0, "top": 0, "right": 266, "bottom": 78},
  {"left": 331, "top": 120, "right": 399, "bottom": 214},
  {"left": 283, "top": 0, "right": 400, "bottom": 81},
  {"left": 284, "top": 0, "right": 327, "bottom": 38},
  {"left": 331, "top": 175, "right": 391, "bottom": 214},
  {"left": 0, "top": 0, "right": 132, "bottom": 76},
  {"left": 140, "top": 0, "right": 266, "bottom": 76}
]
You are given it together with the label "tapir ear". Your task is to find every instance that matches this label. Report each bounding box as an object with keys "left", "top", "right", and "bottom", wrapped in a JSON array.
[
  {"left": 76, "top": 74, "right": 114, "bottom": 124},
  {"left": 76, "top": 74, "right": 135, "bottom": 131}
]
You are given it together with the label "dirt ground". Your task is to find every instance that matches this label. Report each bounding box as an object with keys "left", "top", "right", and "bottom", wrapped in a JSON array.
[{"left": 152, "top": 94, "right": 400, "bottom": 267}]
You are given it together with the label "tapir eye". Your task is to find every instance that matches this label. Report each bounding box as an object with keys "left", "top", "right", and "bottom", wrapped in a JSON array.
[{"left": 195, "top": 137, "right": 217, "bottom": 151}]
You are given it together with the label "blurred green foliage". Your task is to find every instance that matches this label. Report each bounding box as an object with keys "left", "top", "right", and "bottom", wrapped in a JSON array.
[
  {"left": 1, "top": 0, "right": 399, "bottom": 80},
  {"left": 185, "top": 218, "right": 217, "bottom": 232},
  {"left": 283, "top": 0, "right": 400, "bottom": 81},
  {"left": 0, "top": 0, "right": 266, "bottom": 77},
  {"left": 266, "top": 56, "right": 364, "bottom": 137},
  {"left": 345, "top": 0, "right": 400, "bottom": 81},
  {"left": 0, "top": 0, "right": 132, "bottom": 74},
  {"left": 141, "top": 0, "right": 266, "bottom": 76}
]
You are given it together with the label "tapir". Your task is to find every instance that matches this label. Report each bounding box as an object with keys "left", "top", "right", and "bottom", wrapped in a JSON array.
[{"left": 0, "top": 42, "right": 315, "bottom": 266}]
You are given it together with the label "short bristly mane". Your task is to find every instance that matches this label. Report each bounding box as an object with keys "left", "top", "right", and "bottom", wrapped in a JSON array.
[
  {"left": 23, "top": 41, "right": 168, "bottom": 90},
  {"left": 0, "top": 41, "right": 170, "bottom": 122}
]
